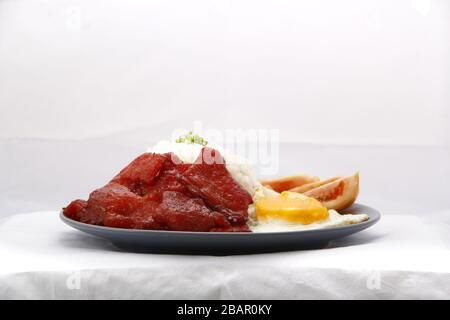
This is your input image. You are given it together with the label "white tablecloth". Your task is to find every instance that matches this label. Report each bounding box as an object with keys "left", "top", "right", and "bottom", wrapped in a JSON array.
[{"left": 1, "top": 211, "right": 449, "bottom": 299}]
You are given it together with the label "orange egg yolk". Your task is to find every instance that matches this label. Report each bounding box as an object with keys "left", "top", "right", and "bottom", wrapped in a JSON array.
[{"left": 255, "top": 191, "right": 329, "bottom": 224}]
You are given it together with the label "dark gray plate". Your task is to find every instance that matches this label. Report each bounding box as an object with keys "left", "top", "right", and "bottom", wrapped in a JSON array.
[{"left": 60, "top": 203, "right": 380, "bottom": 255}]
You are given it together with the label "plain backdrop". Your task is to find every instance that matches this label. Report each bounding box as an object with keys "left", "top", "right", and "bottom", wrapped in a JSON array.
[{"left": 0, "top": 0, "right": 449, "bottom": 217}]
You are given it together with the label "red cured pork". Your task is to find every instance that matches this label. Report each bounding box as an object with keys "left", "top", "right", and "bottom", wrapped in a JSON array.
[
  {"left": 104, "top": 199, "right": 164, "bottom": 230},
  {"left": 63, "top": 148, "right": 253, "bottom": 232},
  {"left": 180, "top": 148, "right": 253, "bottom": 225},
  {"left": 152, "top": 191, "right": 232, "bottom": 231},
  {"left": 144, "top": 153, "right": 191, "bottom": 202},
  {"left": 65, "top": 182, "right": 142, "bottom": 225},
  {"left": 111, "top": 153, "right": 166, "bottom": 196}
]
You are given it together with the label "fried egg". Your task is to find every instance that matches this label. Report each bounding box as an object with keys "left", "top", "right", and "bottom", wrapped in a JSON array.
[{"left": 249, "top": 191, "right": 368, "bottom": 232}]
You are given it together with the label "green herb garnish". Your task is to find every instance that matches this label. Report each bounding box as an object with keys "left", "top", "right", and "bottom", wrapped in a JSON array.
[{"left": 175, "top": 131, "right": 208, "bottom": 146}]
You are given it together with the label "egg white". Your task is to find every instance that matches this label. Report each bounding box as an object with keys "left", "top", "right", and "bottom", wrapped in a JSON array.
[{"left": 249, "top": 209, "right": 369, "bottom": 233}]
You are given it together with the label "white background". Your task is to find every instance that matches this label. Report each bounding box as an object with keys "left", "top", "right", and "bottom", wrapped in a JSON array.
[{"left": 1, "top": 0, "right": 449, "bottom": 216}]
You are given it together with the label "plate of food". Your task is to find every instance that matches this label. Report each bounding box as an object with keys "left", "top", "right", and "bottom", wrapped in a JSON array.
[{"left": 61, "top": 132, "right": 380, "bottom": 254}]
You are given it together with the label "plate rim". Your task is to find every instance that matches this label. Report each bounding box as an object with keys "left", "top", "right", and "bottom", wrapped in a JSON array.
[{"left": 60, "top": 203, "right": 381, "bottom": 237}]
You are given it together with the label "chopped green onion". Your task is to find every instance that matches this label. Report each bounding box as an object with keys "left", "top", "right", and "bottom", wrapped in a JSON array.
[{"left": 175, "top": 132, "right": 208, "bottom": 146}]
